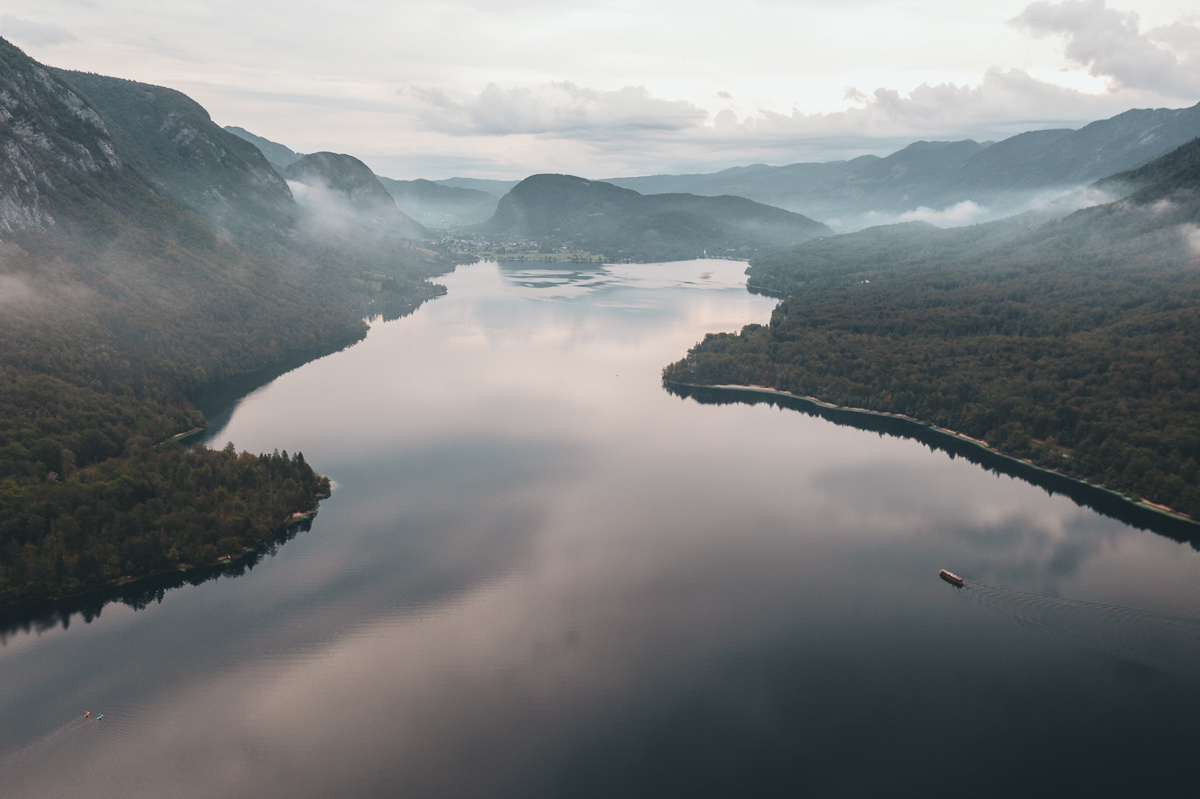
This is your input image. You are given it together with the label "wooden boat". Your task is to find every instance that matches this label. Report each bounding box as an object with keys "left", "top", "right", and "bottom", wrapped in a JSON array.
[{"left": 939, "top": 569, "right": 964, "bottom": 587}]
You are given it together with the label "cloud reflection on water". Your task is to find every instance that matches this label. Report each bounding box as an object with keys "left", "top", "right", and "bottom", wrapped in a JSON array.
[{"left": 4, "top": 260, "right": 1200, "bottom": 797}]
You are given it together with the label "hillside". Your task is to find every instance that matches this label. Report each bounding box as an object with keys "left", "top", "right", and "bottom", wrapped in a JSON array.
[
  {"left": 481, "top": 174, "right": 830, "bottom": 261},
  {"left": 377, "top": 176, "right": 498, "bottom": 227},
  {"left": 0, "top": 39, "right": 451, "bottom": 606},
  {"left": 1098, "top": 137, "right": 1200, "bottom": 202},
  {"left": 608, "top": 103, "right": 1200, "bottom": 228},
  {"left": 56, "top": 71, "right": 298, "bottom": 243},
  {"left": 220, "top": 127, "right": 496, "bottom": 228},
  {"left": 435, "top": 176, "right": 520, "bottom": 196},
  {"left": 664, "top": 136, "right": 1200, "bottom": 522},
  {"left": 224, "top": 125, "right": 305, "bottom": 170}
]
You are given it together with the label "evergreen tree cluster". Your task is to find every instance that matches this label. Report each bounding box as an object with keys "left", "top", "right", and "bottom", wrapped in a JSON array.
[
  {"left": 666, "top": 139, "right": 1200, "bottom": 520},
  {"left": 0, "top": 443, "right": 328, "bottom": 605}
]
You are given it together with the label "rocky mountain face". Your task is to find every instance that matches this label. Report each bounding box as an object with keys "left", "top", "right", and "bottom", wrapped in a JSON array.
[
  {"left": 283, "top": 152, "right": 429, "bottom": 240},
  {"left": 56, "top": 70, "right": 298, "bottom": 241},
  {"left": 0, "top": 39, "right": 123, "bottom": 238}
]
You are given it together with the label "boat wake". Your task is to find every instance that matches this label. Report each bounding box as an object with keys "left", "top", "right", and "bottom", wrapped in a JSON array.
[{"left": 962, "top": 582, "right": 1200, "bottom": 680}]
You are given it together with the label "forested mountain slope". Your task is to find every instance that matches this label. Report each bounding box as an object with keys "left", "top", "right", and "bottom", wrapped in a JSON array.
[
  {"left": 56, "top": 70, "right": 298, "bottom": 242},
  {"left": 482, "top": 174, "right": 830, "bottom": 260},
  {"left": 665, "top": 137, "right": 1200, "bottom": 521},
  {"left": 609, "top": 103, "right": 1200, "bottom": 225},
  {"left": 0, "top": 38, "right": 451, "bottom": 606}
]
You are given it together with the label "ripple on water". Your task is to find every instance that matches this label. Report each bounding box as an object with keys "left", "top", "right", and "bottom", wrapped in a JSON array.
[{"left": 963, "top": 581, "right": 1200, "bottom": 679}]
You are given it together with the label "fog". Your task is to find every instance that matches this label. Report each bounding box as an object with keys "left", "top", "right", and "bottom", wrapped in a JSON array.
[{"left": 824, "top": 182, "right": 1123, "bottom": 232}]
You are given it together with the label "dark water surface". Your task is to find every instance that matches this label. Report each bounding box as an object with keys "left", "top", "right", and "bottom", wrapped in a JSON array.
[{"left": 3, "top": 260, "right": 1199, "bottom": 797}]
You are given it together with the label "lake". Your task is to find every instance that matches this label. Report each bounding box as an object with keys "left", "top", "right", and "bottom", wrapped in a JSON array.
[{"left": 3, "top": 259, "right": 1199, "bottom": 797}]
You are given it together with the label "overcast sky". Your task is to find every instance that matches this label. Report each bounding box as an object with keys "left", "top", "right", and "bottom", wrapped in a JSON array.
[{"left": 3, "top": 1, "right": 1199, "bottom": 179}]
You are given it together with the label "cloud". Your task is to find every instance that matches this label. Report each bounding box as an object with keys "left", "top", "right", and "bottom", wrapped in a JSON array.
[
  {"left": 393, "top": 65, "right": 1148, "bottom": 179},
  {"left": 0, "top": 274, "right": 35, "bottom": 309},
  {"left": 719, "top": 67, "right": 1130, "bottom": 149},
  {"left": 416, "top": 82, "right": 708, "bottom": 139},
  {"left": 898, "top": 200, "right": 989, "bottom": 225},
  {"left": 1011, "top": 0, "right": 1200, "bottom": 97},
  {"left": 0, "top": 16, "right": 76, "bottom": 47},
  {"left": 1181, "top": 223, "right": 1200, "bottom": 256}
]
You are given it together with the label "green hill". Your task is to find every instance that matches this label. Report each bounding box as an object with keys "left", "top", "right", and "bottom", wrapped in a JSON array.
[{"left": 482, "top": 173, "right": 830, "bottom": 261}]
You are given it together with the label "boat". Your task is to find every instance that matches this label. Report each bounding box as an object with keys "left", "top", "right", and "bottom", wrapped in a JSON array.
[{"left": 939, "top": 569, "right": 964, "bottom": 587}]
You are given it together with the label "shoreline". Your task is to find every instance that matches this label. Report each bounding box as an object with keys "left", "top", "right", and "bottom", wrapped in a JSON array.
[
  {"left": 666, "top": 380, "right": 1197, "bottom": 527},
  {"left": 0, "top": 495, "right": 328, "bottom": 616}
]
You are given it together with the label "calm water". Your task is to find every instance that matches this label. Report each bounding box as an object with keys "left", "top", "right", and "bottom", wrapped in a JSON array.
[{"left": 3, "top": 260, "right": 1200, "bottom": 797}]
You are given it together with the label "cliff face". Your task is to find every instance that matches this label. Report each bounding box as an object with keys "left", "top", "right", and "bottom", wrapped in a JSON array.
[{"left": 0, "top": 39, "right": 122, "bottom": 237}]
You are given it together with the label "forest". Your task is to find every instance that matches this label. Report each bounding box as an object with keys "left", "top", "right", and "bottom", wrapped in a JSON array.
[
  {"left": 481, "top": 174, "right": 830, "bottom": 262},
  {"left": 0, "top": 39, "right": 456, "bottom": 606},
  {"left": 0, "top": 443, "right": 328, "bottom": 606},
  {"left": 0, "top": 205, "right": 416, "bottom": 605},
  {"left": 665, "top": 139, "right": 1200, "bottom": 521}
]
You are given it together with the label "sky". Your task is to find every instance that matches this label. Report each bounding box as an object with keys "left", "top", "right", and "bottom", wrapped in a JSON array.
[{"left": 3, "top": 1, "right": 1199, "bottom": 180}]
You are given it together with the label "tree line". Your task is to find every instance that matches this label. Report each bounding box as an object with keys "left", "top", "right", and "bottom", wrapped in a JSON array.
[{"left": 665, "top": 174, "right": 1200, "bottom": 520}]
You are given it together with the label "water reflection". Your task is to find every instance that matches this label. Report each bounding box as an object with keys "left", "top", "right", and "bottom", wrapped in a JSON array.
[
  {"left": 497, "top": 260, "right": 745, "bottom": 299},
  {"left": 3, "top": 260, "right": 1199, "bottom": 798},
  {"left": 666, "top": 382, "right": 1200, "bottom": 549},
  {"left": 963, "top": 581, "right": 1200, "bottom": 679},
  {"left": 0, "top": 517, "right": 316, "bottom": 642}
]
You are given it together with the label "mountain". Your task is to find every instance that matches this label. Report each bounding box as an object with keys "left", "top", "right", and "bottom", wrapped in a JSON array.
[
  {"left": 219, "top": 127, "right": 497, "bottom": 228},
  {"left": 434, "top": 177, "right": 519, "bottom": 195},
  {"left": 377, "top": 177, "right": 498, "bottom": 227},
  {"left": 482, "top": 174, "right": 830, "bottom": 261},
  {"left": 1097, "top": 136, "right": 1200, "bottom": 202},
  {"left": 607, "top": 103, "right": 1200, "bottom": 229},
  {"left": 942, "top": 106, "right": 1200, "bottom": 201},
  {"left": 0, "top": 38, "right": 452, "bottom": 606},
  {"left": 56, "top": 71, "right": 298, "bottom": 241},
  {"left": 0, "top": 40, "right": 125, "bottom": 239},
  {"left": 224, "top": 125, "right": 305, "bottom": 170},
  {"left": 283, "top": 152, "right": 429, "bottom": 240}
]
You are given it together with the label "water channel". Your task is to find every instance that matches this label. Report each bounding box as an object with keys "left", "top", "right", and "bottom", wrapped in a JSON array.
[{"left": 3, "top": 259, "right": 1199, "bottom": 797}]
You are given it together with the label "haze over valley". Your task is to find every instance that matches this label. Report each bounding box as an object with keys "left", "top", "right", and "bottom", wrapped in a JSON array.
[{"left": 3, "top": 2, "right": 1200, "bottom": 796}]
